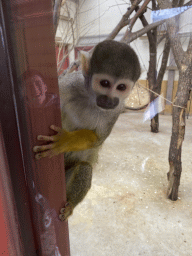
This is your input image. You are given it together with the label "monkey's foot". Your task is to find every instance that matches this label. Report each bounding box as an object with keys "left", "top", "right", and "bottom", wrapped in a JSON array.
[{"left": 59, "top": 202, "right": 73, "bottom": 221}]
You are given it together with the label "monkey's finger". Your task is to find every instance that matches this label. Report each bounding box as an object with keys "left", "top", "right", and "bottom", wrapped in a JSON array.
[
  {"left": 37, "top": 135, "right": 57, "bottom": 142},
  {"left": 33, "top": 143, "right": 55, "bottom": 153},
  {"left": 60, "top": 207, "right": 65, "bottom": 214},
  {"left": 59, "top": 214, "right": 66, "bottom": 222},
  {"left": 50, "top": 125, "right": 62, "bottom": 132}
]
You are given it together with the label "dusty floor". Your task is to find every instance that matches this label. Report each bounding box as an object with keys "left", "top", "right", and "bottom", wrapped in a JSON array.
[{"left": 68, "top": 112, "right": 192, "bottom": 256}]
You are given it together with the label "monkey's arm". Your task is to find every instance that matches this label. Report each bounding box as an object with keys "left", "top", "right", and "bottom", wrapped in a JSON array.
[{"left": 33, "top": 125, "right": 98, "bottom": 159}]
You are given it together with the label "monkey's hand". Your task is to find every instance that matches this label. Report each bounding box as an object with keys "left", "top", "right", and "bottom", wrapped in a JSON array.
[{"left": 33, "top": 125, "right": 98, "bottom": 159}]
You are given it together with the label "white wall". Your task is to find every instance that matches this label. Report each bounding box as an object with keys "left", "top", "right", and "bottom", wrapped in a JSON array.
[
  {"left": 56, "top": 1, "right": 78, "bottom": 64},
  {"left": 58, "top": 0, "right": 192, "bottom": 81},
  {"left": 78, "top": 0, "right": 148, "bottom": 42},
  {"left": 77, "top": 0, "right": 152, "bottom": 79},
  {"left": 78, "top": 0, "right": 127, "bottom": 38},
  {"left": 56, "top": 0, "right": 78, "bottom": 45}
]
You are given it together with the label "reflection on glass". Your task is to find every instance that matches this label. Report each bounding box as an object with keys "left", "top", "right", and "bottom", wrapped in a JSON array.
[
  {"left": 21, "top": 70, "right": 59, "bottom": 108},
  {"left": 33, "top": 181, "right": 61, "bottom": 256}
]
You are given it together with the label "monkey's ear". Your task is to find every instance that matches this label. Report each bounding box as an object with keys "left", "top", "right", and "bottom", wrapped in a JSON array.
[{"left": 79, "top": 51, "right": 91, "bottom": 76}]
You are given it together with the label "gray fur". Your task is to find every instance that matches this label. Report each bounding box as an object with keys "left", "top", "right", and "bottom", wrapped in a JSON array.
[
  {"left": 90, "top": 40, "right": 141, "bottom": 81},
  {"left": 59, "top": 70, "right": 123, "bottom": 166}
]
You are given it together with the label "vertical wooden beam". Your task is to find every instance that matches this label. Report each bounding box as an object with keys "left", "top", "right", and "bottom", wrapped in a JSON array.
[
  {"left": 0, "top": 123, "right": 26, "bottom": 255},
  {"left": 0, "top": 1, "right": 37, "bottom": 253},
  {"left": 2, "top": 0, "right": 70, "bottom": 254}
]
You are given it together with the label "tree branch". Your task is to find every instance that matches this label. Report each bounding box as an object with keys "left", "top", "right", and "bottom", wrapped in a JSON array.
[
  {"left": 157, "top": 0, "right": 185, "bottom": 69},
  {"left": 106, "top": 0, "right": 143, "bottom": 40},
  {"left": 130, "top": 0, "right": 156, "bottom": 44},
  {"left": 136, "top": 4, "right": 154, "bottom": 42},
  {"left": 128, "top": 0, "right": 151, "bottom": 31},
  {"left": 157, "top": 35, "right": 171, "bottom": 88},
  {"left": 108, "top": 0, "right": 192, "bottom": 40},
  {"left": 187, "top": 33, "right": 192, "bottom": 55},
  {"left": 178, "top": 0, "right": 185, "bottom": 7},
  {"left": 121, "top": 0, "right": 162, "bottom": 43},
  {"left": 172, "top": 0, "right": 179, "bottom": 8},
  {"left": 121, "top": 19, "right": 165, "bottom": 43},
  {"left": 157, "top": 33, "right": 167, "bottom": 45},
  {"left": 184, "top": 0, "right": 192, "bottom": 6},
  {"left": 53, "top": 0, "right": 63, "bottom": 35}
]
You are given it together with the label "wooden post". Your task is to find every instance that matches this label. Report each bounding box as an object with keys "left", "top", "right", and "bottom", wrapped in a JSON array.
[{"left": 2, "top": 0, "right": 70, "bottom": 254}]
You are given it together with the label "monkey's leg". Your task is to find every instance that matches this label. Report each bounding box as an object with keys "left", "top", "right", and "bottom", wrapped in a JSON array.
[{"left": 59, "top": 161, "right": 92, "bottom": 221}]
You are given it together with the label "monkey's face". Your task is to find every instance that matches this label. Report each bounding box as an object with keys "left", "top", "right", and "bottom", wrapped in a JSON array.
[{"left": 91, "top": 73, "right": 134, "bottom": 110}]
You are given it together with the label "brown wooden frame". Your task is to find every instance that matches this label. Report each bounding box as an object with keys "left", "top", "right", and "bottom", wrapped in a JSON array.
[{"left": 0, "top": 0, "right": 70, "bottom": 255}]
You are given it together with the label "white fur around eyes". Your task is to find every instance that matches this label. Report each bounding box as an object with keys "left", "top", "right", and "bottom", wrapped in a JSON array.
[{"left": 91, "top": 73, "right": 134, "bottom": 99}]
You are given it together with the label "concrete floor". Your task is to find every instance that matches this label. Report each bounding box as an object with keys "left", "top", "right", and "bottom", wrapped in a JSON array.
[{"left": 68, "top": 112, "right": 192, "bottom": 256}]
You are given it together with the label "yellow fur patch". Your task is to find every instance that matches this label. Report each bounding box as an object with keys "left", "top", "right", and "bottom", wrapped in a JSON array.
[{"left": 56, "top": 129, "right": 98, "bottom": 152}]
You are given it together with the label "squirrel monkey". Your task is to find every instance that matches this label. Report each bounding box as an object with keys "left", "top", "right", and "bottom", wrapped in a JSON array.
[{"left": 33, "top": 40, "right": 141, "bottom": 221}]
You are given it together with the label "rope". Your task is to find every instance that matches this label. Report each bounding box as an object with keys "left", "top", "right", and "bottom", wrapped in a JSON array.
[{"left": 137, "top": 83, "right": 186, "bottom": 109}]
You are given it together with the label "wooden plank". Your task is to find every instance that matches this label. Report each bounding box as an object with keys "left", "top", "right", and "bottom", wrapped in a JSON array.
[
  {"left": 0, "top": 2, "right": 37, "bottom": 253},
  {"left": 3, "top": 0, "right": 70, "bottom": 255}
]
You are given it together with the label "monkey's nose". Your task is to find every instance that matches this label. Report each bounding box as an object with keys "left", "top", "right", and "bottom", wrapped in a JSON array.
[{"left": 96, "top": 95, "right": 119, "bottom": 109}]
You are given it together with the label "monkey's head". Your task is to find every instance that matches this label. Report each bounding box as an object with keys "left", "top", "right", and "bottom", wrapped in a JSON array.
[{"left": 80, "top": 40, "right": 141, "bottom": 110}]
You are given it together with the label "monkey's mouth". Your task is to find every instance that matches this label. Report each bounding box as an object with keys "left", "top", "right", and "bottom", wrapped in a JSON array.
[{"left": 96, "top": 95, "right": 119, "bottom": 109}]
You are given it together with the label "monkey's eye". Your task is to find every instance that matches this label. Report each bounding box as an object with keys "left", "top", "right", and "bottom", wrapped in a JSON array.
[
  {"left": 100, "top": 80, "right": 110, "bottom": 88},
  {"left": 117, "top": 84, "right": 126, "bottom": 91}
]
